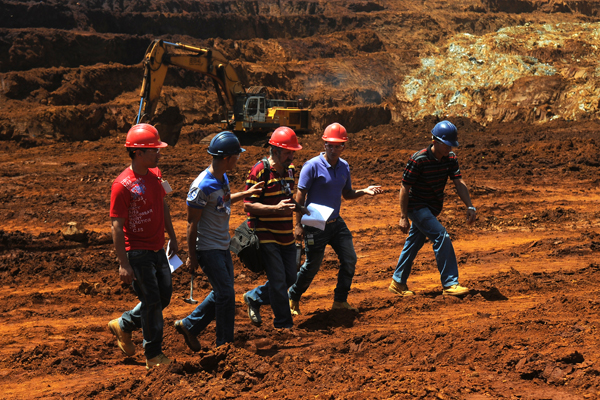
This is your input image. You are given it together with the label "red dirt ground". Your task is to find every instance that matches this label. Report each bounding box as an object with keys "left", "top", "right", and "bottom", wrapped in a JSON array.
[{"left": 3, "top": 1, "right": 600, "bottom": 399}]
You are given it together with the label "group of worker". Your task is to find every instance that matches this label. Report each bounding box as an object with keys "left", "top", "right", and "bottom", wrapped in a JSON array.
[{"left": 108, "top": 120, "right": 476, "bottom": 369}]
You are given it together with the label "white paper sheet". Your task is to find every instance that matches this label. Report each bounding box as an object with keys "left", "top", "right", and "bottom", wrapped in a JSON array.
[
  {"left": 169, "top": 255, "right": 183, "bottom": 273},
  {"left": 301, "top": 203, "right": 334, "bottom": 231},
  {"left": 166, "top": 240, "right": 183, "bottom": 273}
]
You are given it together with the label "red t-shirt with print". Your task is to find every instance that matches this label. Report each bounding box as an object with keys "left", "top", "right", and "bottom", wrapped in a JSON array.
[{"left": 110, "top": 167, "right": 166, "bottom": 251}]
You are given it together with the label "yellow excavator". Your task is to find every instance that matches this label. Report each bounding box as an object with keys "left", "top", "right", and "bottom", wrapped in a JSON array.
[{"left": 136, "top": 39, "right": 311, "bottom": 135}]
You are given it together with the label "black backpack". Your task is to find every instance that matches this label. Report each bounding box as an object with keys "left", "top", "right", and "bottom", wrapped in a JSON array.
[{"left": 229, "top": 158, "right": 271, "bottom": 273}]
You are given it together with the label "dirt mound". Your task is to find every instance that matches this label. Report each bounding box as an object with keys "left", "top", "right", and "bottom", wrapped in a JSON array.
[{"left": 4, "top": 0, "right": 600, "bottom": 399}]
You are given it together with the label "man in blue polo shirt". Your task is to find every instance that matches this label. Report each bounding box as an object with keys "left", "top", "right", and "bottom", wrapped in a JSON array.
[
  {"left": 288, "top": 123, "right": 383, "bottom": 315},
  {"left": 389, "top": 120, "right": 476, "bottom": 297}
]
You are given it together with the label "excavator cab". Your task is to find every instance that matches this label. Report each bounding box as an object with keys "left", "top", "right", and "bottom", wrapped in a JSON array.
[{"left": 244, "top": 96, "right": 266, "bottom": 123}]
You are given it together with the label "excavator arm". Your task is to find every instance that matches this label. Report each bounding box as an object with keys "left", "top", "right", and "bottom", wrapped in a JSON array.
[
  {"left": 136, "top": 39, "right": 246, "bottom": 124},
  {"left": 135, "top": 39, "right": 311, "bottom": 136}
]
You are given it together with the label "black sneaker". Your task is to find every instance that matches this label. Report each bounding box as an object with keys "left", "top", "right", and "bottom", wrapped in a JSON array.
[
  {"left": 243, "top": 292, "right": 262, "bottom": 325},
  {"left": 174, "top": 320, "right": 201, "bottom": 352}
]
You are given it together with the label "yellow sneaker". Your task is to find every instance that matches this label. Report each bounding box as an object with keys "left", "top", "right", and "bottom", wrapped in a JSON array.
[
  {"left": 388, "top": 280, "right": 415, "bottom": 296},
  {"left": 331, "top": 301, "right": 358, "bottom": 312},
  {"left": 146, "top": 353, "right": 171, "bottom": 370},
  {"left": 289, "top": 299, "right": 301, "bottom": 316},
  {"left": 443, "top": 284, "right": 469, "bottom": 296},
  {"left": 108, "top": 319, "right": 135, "bottom": 356}
]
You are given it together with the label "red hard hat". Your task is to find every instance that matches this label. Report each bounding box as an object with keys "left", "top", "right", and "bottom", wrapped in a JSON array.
[
  {"left": 268, "top": 126, "right": 302, "bottom": 151},
  {"left": 124, "top": 124, "right": 168, "bottom": 148},
  {"left": 322, "top": 123, "right": 348, "bottom": 143}
]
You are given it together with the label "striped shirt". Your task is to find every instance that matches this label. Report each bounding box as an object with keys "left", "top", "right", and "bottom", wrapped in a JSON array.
[
  {"left": 244, "top": 160, "right": 296, "bottom": 245},
  {"left": 403, "top": 144, "right": 461, "bottom": 216}
]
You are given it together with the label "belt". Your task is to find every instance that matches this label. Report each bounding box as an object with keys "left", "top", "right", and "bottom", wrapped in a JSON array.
[{"left": 327, "top": 218, "right": 337, "bottom": 224}]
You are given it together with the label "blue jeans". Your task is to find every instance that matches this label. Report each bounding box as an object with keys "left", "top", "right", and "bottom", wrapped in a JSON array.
[
  {"left": 245, "top": 242, "right": 297, "bottom": 328},
  {"left": 181, "top": 249, "right": 235, "bottom": 346},
  {"left": 392, "top": 207, "right": 459, "bottom": 287},
  {"left": 289, "top": 217, "right": 357, "bottom": 303},
  {"left": 119, "top": 249, "right": 172, "bottom": 359}
]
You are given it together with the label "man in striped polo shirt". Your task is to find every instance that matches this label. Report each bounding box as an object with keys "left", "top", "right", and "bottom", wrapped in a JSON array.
[
  {"left": 242, "top": 127, "right": 304, "bottom": 329},
  {"left": 389, "top": 120, "right": 476, "bottom": 297}
]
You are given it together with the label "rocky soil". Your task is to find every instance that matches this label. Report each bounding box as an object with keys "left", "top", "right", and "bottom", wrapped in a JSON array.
[{"left": 3, "top": 1, "right": 600, "bottom": 399}]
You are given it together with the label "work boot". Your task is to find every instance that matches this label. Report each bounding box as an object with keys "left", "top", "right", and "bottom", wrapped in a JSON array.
[
  {"left": 443, "top": 284, "right": 470, "bottom": 296},
  {"left": 243, "top": 292, "right": 262, "bottom": 325},
  {"left": 108, "top": 318, "right": 135, "bottom": 356},
  {"left": 388, "top": 280, "right": 415, "bottom": 296},
  {"left": 174, "top": 320, "right": 201, "bottom": 352},
  {"left": 289, "top": 299, "right": 301, "bottom": 316},
  {"left": 331, "top": 301, "right": 358, "bottom": 312},
  {"left": 146, "top": 353, "right": 171, "bottom": 370}
]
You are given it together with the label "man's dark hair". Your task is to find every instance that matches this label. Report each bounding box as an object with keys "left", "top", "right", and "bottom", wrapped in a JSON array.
[
  {"left": 126, "top": 147, "right": 144, "bottom": 160},
  {"left": 269, "top": 146, "right": 281, "bottom": 157}
]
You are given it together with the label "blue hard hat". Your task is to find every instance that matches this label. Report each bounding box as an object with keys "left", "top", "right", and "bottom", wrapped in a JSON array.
[
  {"left": 431, "top": 120, "right": 459, "bottom": 147},
  {"left": 207, "top": 131, "right": 246, "bottom": 156}
]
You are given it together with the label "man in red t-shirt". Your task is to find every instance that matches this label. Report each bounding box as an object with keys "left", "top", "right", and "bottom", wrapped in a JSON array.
[{"left": 107, "top": 124, "right": 178, "bottom": 370}]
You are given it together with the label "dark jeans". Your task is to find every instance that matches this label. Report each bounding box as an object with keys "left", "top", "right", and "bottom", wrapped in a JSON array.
[
  {"left": 181, "top": 249, "right": 235, "bottom": 346},
  {"left": 245, "top": 242, "right": 297, "bottom": 328},
  {"left": 120, "top": 249, "right": 172, "bottom": 359},
  {"left": 289, "top": 217, "right": 357, "bottom": 303}
]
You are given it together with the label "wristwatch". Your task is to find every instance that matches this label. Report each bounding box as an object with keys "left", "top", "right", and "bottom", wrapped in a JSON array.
[{"left": 468, "top": 206, "right": 476, "bottom": 212}]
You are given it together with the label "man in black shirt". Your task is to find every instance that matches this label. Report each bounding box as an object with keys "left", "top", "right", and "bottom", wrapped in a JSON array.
[{"left": 389, "top": 120, "right": 476, "bottom": 297}]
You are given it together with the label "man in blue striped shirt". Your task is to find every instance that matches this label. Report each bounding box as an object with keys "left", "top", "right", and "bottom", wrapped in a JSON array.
[
  {"left": 173, "top": 132, "right": 262, "bottom": 350},
  {"left": 389, "top": 120, "right": 476, "bottom": 297}
]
